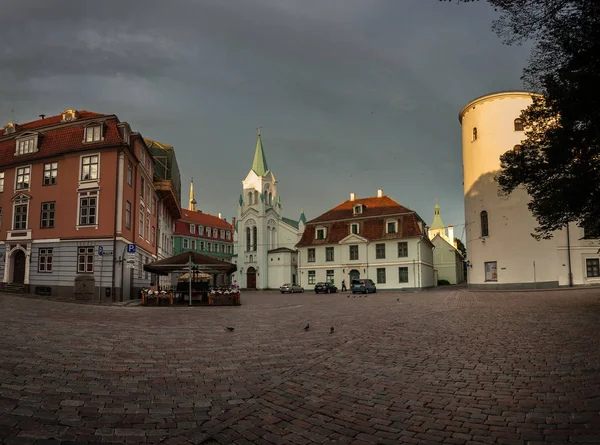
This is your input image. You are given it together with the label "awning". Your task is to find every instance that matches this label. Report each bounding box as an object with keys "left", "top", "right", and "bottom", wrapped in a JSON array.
[{"left": 143, "top": 251, "right": 237, "bottom": 276}]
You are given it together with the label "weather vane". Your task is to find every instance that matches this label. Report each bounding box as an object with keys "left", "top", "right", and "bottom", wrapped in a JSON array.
[{"left": 257, "top": 125, "right": 262, "bottom": 136}]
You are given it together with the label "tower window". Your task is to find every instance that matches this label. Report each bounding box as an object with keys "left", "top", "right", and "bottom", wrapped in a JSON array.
[
  {"left": 472, "top": 127, "right": 478, "bottom": 141},
  {"left": 514, "top": 118, "right": 524, "bottom": 131},
  {"left": 480, "top": 210, "right": 489, "bottom": 237}
]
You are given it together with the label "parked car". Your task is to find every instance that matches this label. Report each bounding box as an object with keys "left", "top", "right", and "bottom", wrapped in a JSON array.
[
  {"left": 351, "top": 279, "right": 377, "bottom": 294},
  {"left": 279, "top": 283, "right": 304, "bottom": 293},
  {"left": 314, "top": 282, "right": 338, "bottom": 294}
]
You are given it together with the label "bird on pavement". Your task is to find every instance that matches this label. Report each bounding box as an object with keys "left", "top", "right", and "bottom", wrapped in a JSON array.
[
  {"left": 347, "top": 295, "right": 350, "bottom": 298},
  {"left": 225, "top": 327, "right": 235, "bottom": 332},
  {"left": 303, "top": 324, "right": 310, "bottom": 331},
  {"left": 397, "top": 298, "right": 400, "bottom": 301},
  {"left": 330, "top": 327, "right": 334, "bottom": 334}
]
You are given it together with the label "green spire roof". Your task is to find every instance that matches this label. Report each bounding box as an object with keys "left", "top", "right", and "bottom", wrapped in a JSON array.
[
  {"left": 299, "top": 209, "right": 306, "bottom": 224},
  {"left": 430, "top": 203, "right": 445, "bottom": 230},
  {"left": 251, "top": 134, "right": 269, "bottom": 177}
]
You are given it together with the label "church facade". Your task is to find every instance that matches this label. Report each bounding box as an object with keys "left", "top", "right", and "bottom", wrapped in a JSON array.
[{"left": 232, "top": 132, "right": 305, "bottom": 290}]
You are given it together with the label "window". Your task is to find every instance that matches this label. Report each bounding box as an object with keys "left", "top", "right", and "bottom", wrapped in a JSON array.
[
  {"left": 146, "top": 184, "right": 150, "bottom": 204},
  {"left": 351, "top": 223, "right": 359, "bottom": 234},
  {"left": 200, "top": 241, "right": 205, "bottom": 251},
  {"left": 0, "top": 172, "right": 4, "bottom": 192},
  {"left": 472, "top": 127, "right": 478, "bottom": 141},
  {"left": 226, "top": 231, "right": 231, "bottom": 240},
  {"left": 152, "top": 198, "right": 157, "bottom": 216},
  {"left": 145, "top": 215, "right": 150, "bottom": 241},
  {"left": 13, "top": 203, "right": 28, "bottom": 229},
  {"left": 43, "top": 162, "right": 58, "bottom": 186},
  {"left": 398, "top": 267, "right": 409, "bottom": 283},
  {"left": 387, "top": 221, "right": 397, "bottom": 234},
  {"left": 190, "top": 224, "right": 195, "bottom": 234},
  {"left": 79, "top": 192, "right": 97, "bottom": 225},
  {"left": 326, "top": 270, "right": 334, "bottom": 284},
  {"left": 125, "top": 201, "right": 131, "bottom": 229},
  {"left": 353, "top": 205, "right": 363, "bottom": 215},
  {"left": 252, "top": 226, "right": 257, "bottom": 251},
  {"left": 586, "top": 259, "right": 600, "bottom": 278},
  {"left": 16, "top": 166, "right": 30, "bottom": 190},
  {"left": 376, "top": 243, "right": 386, "bottom": 259},
  {"left": 183, "top": 238, "right": 189, "bottom": 249},
  {"left": 208, "top": 242, "right": 212, "bottom": 251},
  {"left": 245, "top": 227, "right": 250, "bottom": 251},
  {"left": 139, "top": 205, "right": 144, "bottom": 237},
  {"left": 191, "top": 239, "right": 196, "bottom": 250},
  {"left": 308, "top": 271, "right": 316, "bottom": 285},
  {"left": 397, "top": 242, "right": 408, "bottom": 257},
  {"left": 326, "top": 247, "right": 334, "bottom": 262},
  {"left": 514, "top": 118, "right": 524, "bottom": 131},
  {"left": 221, "top": 244, "right": 225, "bottom": 253},
  {"left": 151, "top": 226, "right": 155, "bottom": 246},
  {"left": 316, "top": 228, "right": 326, "bottom": 239},
  {"left": 140, "top": 177, "right": 145, "bottom": 199},
  {"left": 377, "top": 268, "right": 386, "bottom": 284},
  {"left": 480, "top": 210, "right": 489, "bottom": 237},
  {"left": 308, "top": 248, "right": 316, "bottom": 262},
  {"left": 220, "top": 230, "right": 225, "bottom": 239},
  {"left": 38, "top": 248, "right": 53, "bottom": 272},
  {"left": 485, "top": 261, "right": 498, "bottom": 282},
  {"left": 17, "top": 138, "right": 36, "bottom": 155},
  {"left": 138, "top": 253, "right": 143, "bottom": 278},
  {"left": 40, "top": 202, "right": 55, "bottom": 228},
  {"left": 127, "top": 162, "right": 132, "bottom": 186},
  {"left": 85, "top": 125, "right": 102, "bottom": 142},
  {"left": 213, "top": 243, "right": 218, "bottom": 252},
  {"left": 81, "top": 155, "right": 99, "bottom": 181},
  {"left": 349, "top": 245, "right": 359, "bottom": 260},
  {"left": 140, "top": 149, "right": 146, "bottom": 166},
  {"left": 207, "top": 228, "right": 212, "bottom": 237},
  {"left": 77, "top": 247, "right": 95, "bottom": 273}
]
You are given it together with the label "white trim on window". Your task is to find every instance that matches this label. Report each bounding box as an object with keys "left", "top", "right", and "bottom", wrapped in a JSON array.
[
  {"left": 76, "top": 190, "right": 99, "bottom": 229},
  {"left": 14, "top": 134, "right": 39, "bottom": 156},
  {"left": 14, "top": 165, "right": 32, "bottom": 191},
  {"left": 12, "top": 200, "right": 29, "bottom": 230},
  {"left": 79, "top": 153, "right": 100, "bottom": 183}
]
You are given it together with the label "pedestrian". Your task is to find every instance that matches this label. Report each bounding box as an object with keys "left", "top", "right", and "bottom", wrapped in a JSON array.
[
  {"left": 341, "top": 279, "right": 347, "bottom": 292},
  {"left": 233, "top": 280, "right": 238, "bottom": 290}
]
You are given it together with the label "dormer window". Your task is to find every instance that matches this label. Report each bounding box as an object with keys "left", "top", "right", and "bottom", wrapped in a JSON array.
[
  {"left": 198, "top": 225, "right": 204, "bottom": 236},
  {"left": 316, "top": 227, "right": 327, "bottom": 240},
  {"left": 386, "top": 220, "right": 398, "bottom": 234},
  {"left": 16, "top": 138, "right": 36, "bottom": 155},
  {"left": 190, "top": 224, "right": 195, "bottom": 234},
  {"left": 84, "top": 125, "right": 102, "bottom": 143},
  {"left": 351, "top": 223, "right": 359, "bottom": 234},
  {"left": 353, "top": 204, "right": 363, "bottom": 215},
  {"left": 206, "top": 227, "right": 211, "bottom": 237}
]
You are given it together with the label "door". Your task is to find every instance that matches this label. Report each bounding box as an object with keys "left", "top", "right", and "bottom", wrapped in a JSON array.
[
  {"left": 349, "top": 269, "right": 360, "bottom": 283},
  {"left": 13, "top": 250, "right": 26, "bottom": 284},
  {"left": 246, "top": 267, "right": 257, "bottom": 289}
]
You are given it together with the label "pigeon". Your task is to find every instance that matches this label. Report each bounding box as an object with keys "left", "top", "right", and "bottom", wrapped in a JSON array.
[
  {"left": 225, "top": 327, "right": 235, "bottom": 332},
  {"left": 303, "top": 324, "right": 310, "bottom": 331},
  {"left": 347, "top": 295, "right": 350, "bottom": 298},
  {"left": 330, "top": 327, "right": 334, "bottom": 334},
  {"left": 397, "top": 298, "right": 400, "bottom": 301}
]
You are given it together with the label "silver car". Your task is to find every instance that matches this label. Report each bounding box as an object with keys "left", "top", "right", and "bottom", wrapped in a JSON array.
[{"left": 279, "top": 283, "right": 304, "bottom": 293}]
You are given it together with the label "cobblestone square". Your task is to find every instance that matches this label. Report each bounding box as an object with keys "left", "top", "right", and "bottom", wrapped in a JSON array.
[{"left": 1, "top": 288, "right": 599, "bottom": 444}]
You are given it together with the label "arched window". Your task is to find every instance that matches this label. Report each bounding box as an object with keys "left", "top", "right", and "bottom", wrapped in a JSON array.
[
  {"left": 472, "top": 127, "right": 478, "bottom": 141},
  {"left": 254, "top": 191, "right": 259, "bottom": 204},
  {"left": 514, "top": 118, "right": 524, "bottom": 131},
  {"left": 480, "top": 210, "right": 489, "bottom": 237},
  {"left": 252, "top": 226, "right": 257, "bottom": 251},
  {"left": 269, "top": 192, "right": 273, "bottom": 205},
  {"left": 271, "top": 227, "right": 276, "bottom": 249},
  {"left": 245, "top": 227, "right": 251, "bottom": 251},
  {"left": 247, "top": 192, "right": 252, "bottom": 205}
]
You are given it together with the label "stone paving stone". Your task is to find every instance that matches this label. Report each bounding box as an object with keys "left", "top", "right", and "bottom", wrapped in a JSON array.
[{"left": 1, "top": 288, "right": 600, "bottom": 444}]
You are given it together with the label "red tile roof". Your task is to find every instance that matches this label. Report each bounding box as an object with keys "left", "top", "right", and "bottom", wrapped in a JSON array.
[
  {"left": 178, "top": 209, "right": 233, "bottom": 230},
  {"left": 297, "top": 195, "right": 426, "bottom": 247},
  {"left": 0, "top": 111, "right": 124, "bottom": 167}
]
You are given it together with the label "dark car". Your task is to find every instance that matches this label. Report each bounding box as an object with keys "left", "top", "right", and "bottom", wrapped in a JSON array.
[
  {"left": 351, "top": 279, "right": 376, "bottom": 294},
  {"left": 314, "top": 282, "right": 338, "bottom": 294}
]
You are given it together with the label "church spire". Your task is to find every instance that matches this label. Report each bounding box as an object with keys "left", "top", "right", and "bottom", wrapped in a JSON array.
[
  {"left": 188, "top": 178, "right": 197, "bottom": 211},
  {"left": 251, "top": 126, "right": 269, "bottom": 177},
  {"left": 430, "top": 198, "right": 445, "bottom": 230}
]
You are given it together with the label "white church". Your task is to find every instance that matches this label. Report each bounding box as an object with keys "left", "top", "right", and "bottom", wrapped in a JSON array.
[{"left": 231, "top": 131, "right": 306, "bottom": 289}]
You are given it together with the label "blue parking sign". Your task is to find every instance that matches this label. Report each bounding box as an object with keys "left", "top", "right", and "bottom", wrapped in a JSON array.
[{"left": 127, "top": 244, "right": 137, "bottom": 254}]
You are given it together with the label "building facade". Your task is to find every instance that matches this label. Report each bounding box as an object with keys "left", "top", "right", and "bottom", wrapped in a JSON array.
[
  {"left": 232, "top": 132, "right": 305, "bottom": 289},
  {"left": 296, "top": 190, "right": 435, "bottom": 291},
  {"left": 460, "top": 91, "right": 600, "bottom": 288},
  {"left": 428, "top": 202, "right": 465, "bottom": 285},
  {"left": 0, "top": 109, "right": 161, "bottom": 300}
]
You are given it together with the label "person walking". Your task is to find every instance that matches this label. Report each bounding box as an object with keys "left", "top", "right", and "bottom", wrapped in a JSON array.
[{"left": 341, "top": 279, "right": 347, "bottom": 292}]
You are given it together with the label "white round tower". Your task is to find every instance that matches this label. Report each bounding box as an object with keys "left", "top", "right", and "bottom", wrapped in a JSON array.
[{"left": 459, "top": 91, "right": 559, "bottom": 288}]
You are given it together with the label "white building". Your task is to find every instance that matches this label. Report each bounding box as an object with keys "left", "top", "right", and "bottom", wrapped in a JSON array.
[
  {"left": 232, "top": 132, "right": 305, "bottom": 289},
  {"left": 460, "top": 91, "right": 600, "bottom": 288},
  {"left": 296, "top": 190, "right": 435, "bottom": 291},
  {"left": 428, "top": 202, "right": 465, "bottom": 285}
]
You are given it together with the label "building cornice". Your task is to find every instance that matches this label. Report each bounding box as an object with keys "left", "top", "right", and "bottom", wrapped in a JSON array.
[{"left": 458, "top": 91, "right": 539, "bottom": 123}]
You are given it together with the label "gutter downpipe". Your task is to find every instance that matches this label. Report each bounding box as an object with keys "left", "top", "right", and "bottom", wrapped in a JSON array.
[
  {"left": 566, "top": 223, "right": 573, "bottom": 287},
  {"left": 111, "top": 146, "right": 124, "bottom": 302},
  {"left": 417, "top": 237, "right": 422, "bottom": 289}
]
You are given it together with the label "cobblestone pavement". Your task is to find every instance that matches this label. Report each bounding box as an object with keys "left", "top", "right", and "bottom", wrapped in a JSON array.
[{"left": 1, "top": 288, "right": 599, "bottom": 445}]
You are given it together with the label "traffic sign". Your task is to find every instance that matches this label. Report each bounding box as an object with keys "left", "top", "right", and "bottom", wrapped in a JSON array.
[
  {"left": 98, "top": 246, "right": 104, "bottom": 256},
  {"left": 127, "top": 244, "right": 137, "bottom": 254}
]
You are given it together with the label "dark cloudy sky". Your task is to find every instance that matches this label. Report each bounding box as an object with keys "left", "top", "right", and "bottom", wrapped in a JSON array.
[{"left": 0, "top": 0, "right": 530, "bottom": 239}]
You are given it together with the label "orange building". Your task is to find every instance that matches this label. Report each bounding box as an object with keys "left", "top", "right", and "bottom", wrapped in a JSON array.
[{"left": 0, "top": 109, "right": 178, "bottom": 300}]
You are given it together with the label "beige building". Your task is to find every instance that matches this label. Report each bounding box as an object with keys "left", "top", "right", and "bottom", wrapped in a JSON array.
[
  {"left": 460, "top": 91, "right": 600, "bottom": 289},
  {"left": 427, "top": 202, "right": 465, "bottom": 285}
]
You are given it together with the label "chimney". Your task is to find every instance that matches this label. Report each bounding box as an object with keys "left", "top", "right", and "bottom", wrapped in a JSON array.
[
  {"left": 350, "top": 192, "right": 356, "bottom": 201},
  {"left": 448, "top": 225, "right": 455, "bottom": 245},
  {"left": 377, "top": 189, "right": 383, "bottom": 198},
  {"left": 218, "top": 212, "right": 222, "bottom": 219},
  {"left": 232, "top": 217, "right": 236, "bottom": 229},
  {"left": 39, "top": 114, "right": 46, "bottom": 120}
]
